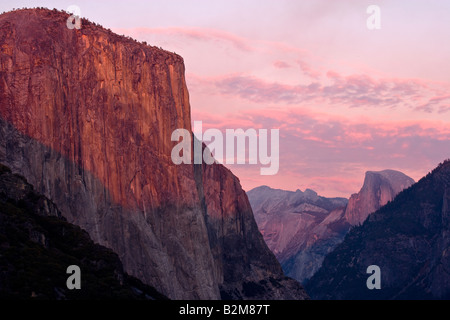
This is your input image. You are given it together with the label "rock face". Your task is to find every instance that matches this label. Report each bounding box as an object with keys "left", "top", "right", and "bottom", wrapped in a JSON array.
[
  {"left": 0, "top": 163, "right": 167, "bottom": 300},
  {"left": 0, "top": 9, "right": 307, "bottom": 300},
  {"left": 306, "top": 160, "right": 450, "bottom": 300},
  {"left": 344, "top": 170, "right": 415, "bottom": 225},
  {"left": 249, "top": 170, "right": 414, "bottom": 284},
  {"left": 248, "top": 186, "right": 348, "bottom": 283}
]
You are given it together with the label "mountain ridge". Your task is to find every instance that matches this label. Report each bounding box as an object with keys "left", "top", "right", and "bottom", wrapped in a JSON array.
[
  {"left": 249, "top": 169, "right": 415, "bottom": 284},
  {"left": 306, "top": 160, "right": 450, "bottom": 299}
]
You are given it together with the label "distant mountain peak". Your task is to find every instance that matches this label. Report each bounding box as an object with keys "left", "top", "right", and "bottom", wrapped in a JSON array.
[
  {"left": 248, "top": 185, "right": 348, "bottom": 283},
  {"left": 304, "top": 188, "right": 318, "bottom": 198},
  {"left": 345, "top": 169, "right": 415, "bottom": 225},
  {"left": 248, "top": 169, "right": 415, "bottom": 285}
]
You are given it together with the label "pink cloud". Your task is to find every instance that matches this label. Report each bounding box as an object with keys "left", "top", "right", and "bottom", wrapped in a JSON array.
[
  {"left": 273, "top": 60, "right": 291, "bottom": 69},
  {"left": 113, "top": 26, "right": 254, "bottom": 52},
  {"left": 415, "top": 95, "right": 450, "bottom": 113},
  {"left": 115, "top": 26, "right": 325, "bottom": 83},
  {"left": 189, "top": 107, "right": 450, "bottom": 197},
  {"left": 191, "top": 110, "right": 257, "bottom": 129},
  {"left": 188, "top": 72, "right": 448, "bottom": 113},
  {"left": 438, "top": 105, "right": 450, "bottom": 114},
  {"left": 298, "top": 60, "right": 321, "bottom": 79}
]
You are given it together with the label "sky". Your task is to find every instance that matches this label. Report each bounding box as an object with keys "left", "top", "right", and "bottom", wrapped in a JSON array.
[{"left": 2, "top": 0, "right": 450, "bottom": 197}]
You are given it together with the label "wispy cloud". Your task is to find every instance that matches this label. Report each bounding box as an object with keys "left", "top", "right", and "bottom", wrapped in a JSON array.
[
  {"left": 114, "top": 21, "right": 450, "bottom": 196},
  {"left": 114, "top": 26, "right": 254, "bottom": 52},
  {"left": 189, "top": 72, "right": 449, "bottom": 113},
  {"left": 298, "top": 60, "right": 321, "bottom": 79},
  {"left": 192, "top": 107, "right": 450, "bottom": 196},
  {"left": 273, "top": 60, "right": 291, "bottom": 69},
  {"left": 415, "top": 95, "right": 450, "bottom": 113}
]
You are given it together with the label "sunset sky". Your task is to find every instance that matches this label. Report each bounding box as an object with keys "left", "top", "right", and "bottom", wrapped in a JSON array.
[{"left": 2, "top": 0, "right": 450, "bottom": 197}]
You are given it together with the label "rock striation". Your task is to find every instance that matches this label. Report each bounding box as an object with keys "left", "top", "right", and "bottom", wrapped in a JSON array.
[{"left": 0, "top": 8, "right": 308, "bottom": 300}]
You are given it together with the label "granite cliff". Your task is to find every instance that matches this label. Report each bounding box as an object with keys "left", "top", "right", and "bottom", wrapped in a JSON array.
[
  {"left": 0, "top": 8, "right": 307, "bottom": 300},
  {"left": 344, "top": 170, "right": 415, "bottom": 226}
]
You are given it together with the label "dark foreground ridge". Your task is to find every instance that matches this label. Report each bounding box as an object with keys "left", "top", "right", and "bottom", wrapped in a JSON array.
[
  {"left": 0, "top": 163, "right": 167, "bottom": 299},
  {"left": 307, "top": 160, "right": 450, "bottom": 300}
]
